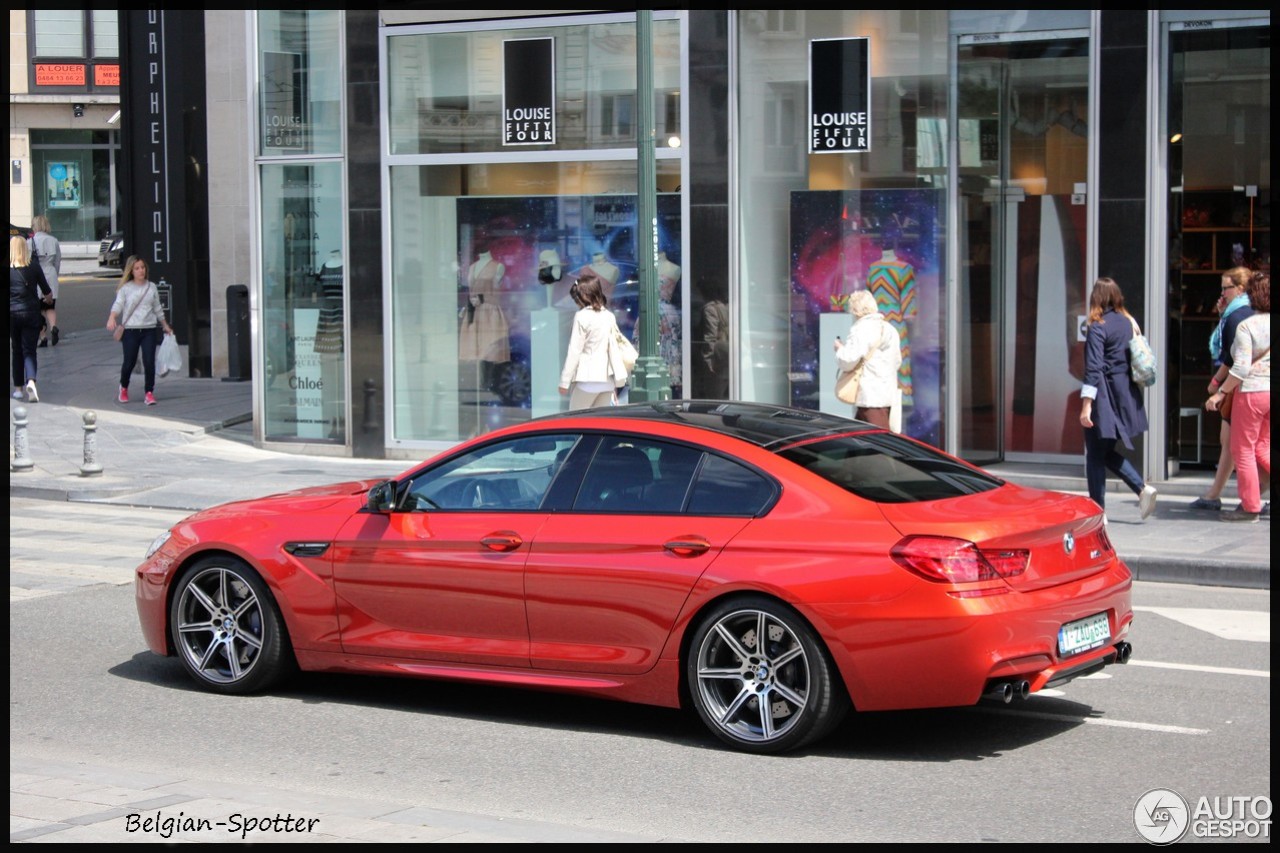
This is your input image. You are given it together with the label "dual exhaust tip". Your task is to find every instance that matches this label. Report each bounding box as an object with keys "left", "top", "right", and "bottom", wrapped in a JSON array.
[
  {"left": 986, "top": 641, "right": 1133, "bottom": 704},
  {"left": 986, "top": 679, "right": 1031, "bottom": 704}
]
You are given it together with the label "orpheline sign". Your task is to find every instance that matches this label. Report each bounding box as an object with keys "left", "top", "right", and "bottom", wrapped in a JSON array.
[
  {"left": 808, "top": 37, "right": 871, "bottom": 154},
  {"left": 502, "top": 37, "right": 555, "bottom": 146}
]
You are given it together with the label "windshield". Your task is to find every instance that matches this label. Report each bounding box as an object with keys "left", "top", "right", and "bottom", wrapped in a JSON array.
[{"left": 777, "top": 433, "right": 1004, "bottom": 503}]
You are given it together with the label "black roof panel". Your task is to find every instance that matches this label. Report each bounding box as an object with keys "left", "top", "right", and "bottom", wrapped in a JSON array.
[{"left": 542, "top": 400, "right": 876, "bottom": 450}]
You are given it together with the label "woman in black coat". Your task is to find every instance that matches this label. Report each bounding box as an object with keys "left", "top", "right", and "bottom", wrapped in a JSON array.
[
  {"left": 9, "top": 235, "right": 51, "bottom": 402},
  {"left": 1078, "top": 277, "right": 1157, "bottom": 518}
]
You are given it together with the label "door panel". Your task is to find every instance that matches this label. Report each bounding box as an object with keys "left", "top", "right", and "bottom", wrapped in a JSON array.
[
  {"left": 525, "top": 514, "right": 750, "bottom": 674},
  {"left": 958, "top": 35, "right": 1090, "bottom": 463},
  {"left": 331, "top": 509, "right": 540, "bottom": 667}
]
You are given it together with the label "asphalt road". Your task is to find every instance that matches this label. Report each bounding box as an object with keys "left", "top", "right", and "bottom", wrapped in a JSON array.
[{"left": 9, "top": 497, "right": 1271, "bottom": 843}]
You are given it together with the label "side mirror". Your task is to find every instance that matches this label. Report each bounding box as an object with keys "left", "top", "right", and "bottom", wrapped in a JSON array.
[{"left": 365, "top": 480, "right": 397, "bottom": 513}]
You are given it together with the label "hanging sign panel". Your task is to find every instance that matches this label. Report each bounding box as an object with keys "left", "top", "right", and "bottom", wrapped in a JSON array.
[
  {"left": 503, "top": 37, "right": 555, "bottom": 146},
  {"left": 809, "top": 37, "right": 871, "bottom": 154}
]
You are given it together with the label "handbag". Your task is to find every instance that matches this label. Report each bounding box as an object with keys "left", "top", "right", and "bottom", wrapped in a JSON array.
[
  {"left": 1127, "top": 316, "right": 1157, "bottom": 387},
  {"left": 112, "top": 286, "right": 149, "bottom": 341},
  {"left": 835, "top": 321, "right": 890, "bottom": 405},
  {"left": 613, "top": 326, "right": 638, "bottom": 372}
]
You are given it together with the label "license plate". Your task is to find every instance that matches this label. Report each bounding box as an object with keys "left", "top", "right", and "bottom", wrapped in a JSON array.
[{"left": 1058, "top": 612, "right": 1111, "bottom": 657}]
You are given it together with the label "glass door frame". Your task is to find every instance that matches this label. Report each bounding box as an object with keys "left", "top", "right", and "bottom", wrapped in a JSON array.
[
  {"left": 946, "top": 21, "right": 1099, "bottom": 464},
  {"left": 1151, "top": 12, "right": 1271, "bottom": 480}
]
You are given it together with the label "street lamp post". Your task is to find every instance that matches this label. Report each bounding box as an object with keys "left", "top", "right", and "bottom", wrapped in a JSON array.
[{"left": 628, "top": 9, "right": 671, "bottom": 403}]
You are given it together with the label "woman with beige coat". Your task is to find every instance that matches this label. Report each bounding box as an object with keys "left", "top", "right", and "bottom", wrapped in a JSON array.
[
  {"left": 833, "top": 290, "right": 902, "bottom": 428},
  {"left": 558, "top": 269, "right": 629, "bottom": 410}
]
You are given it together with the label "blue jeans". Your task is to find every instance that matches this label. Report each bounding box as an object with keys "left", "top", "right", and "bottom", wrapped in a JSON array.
[
  {"left": 1083, "top": 427, "right": 1144, "bottom": 509},
  {"left": 120, "top": 327, "right": 158, "bottom": 393}
]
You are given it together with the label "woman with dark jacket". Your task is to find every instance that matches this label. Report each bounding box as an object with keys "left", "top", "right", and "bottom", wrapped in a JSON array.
[
  {"left": 9, "top": 235, "right": 52, "bottom": 402},
  {"left": 1078, "top": 276, "right": 1157, "bottom": 519}
]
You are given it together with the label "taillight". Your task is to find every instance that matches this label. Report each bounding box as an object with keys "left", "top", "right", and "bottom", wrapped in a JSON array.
[{"left": 890, "top": 535, "right": 1029, "bottom": 584}]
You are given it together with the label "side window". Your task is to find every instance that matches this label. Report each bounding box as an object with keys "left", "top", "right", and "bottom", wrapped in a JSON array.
[
  {"left": 573, "top": 436, "right": 702, "bottom": 514},
  {"left": 687, "top": 455, "right": 776, "bottom": 516},
  {"left": 404, "top": 434, "right": 579, "bottom": 511}
]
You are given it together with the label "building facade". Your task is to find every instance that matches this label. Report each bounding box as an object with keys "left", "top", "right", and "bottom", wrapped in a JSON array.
[{"left": 13, "top": 10, "right": 1272, "bottom": 484}]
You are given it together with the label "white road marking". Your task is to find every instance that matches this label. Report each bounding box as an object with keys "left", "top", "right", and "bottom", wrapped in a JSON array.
[
  {"left": 1127, "top": 659, "right": 1269, "bottom": 678},
  {"left": 1134, "top": 606, "right": 1270, "bottom": 643},
  {"left": 977, "top": 707, "right": 1209, "bottom": 735}
]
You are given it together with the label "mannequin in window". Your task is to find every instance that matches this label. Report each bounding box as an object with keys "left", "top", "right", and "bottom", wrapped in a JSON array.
[
  {"left": 656, "top": 251, "right": 683, "bottom": 398},
  {"left": 468, "top": 249, "right": 505, "bottom": 301},
  {"left": 865, "top": 246, "right": 917, "bottom": 405},
  {"left": 589, "top": 252, "right": 620, "bottom": 298},
  {"left": 458, "top": 290, "right": 510, "bottom": 390},
  {"left": 537, "top": 248, "right": 563, "bottom": 308},
  {"left": 313, "top": 250, "right": 344, "bottom": 355}
]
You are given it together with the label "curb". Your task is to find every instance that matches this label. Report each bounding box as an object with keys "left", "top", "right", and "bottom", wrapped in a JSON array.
[{"left": 1128, "top": 556, "right": 1271, "bottom": 591}]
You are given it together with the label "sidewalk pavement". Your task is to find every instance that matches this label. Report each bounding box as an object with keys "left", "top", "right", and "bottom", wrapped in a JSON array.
[{"left": 9, "top": 261, "right": 1270, "bottom": 591}]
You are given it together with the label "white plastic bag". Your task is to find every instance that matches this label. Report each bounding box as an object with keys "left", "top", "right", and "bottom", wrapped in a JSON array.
[{"left": 157, "top": 333, "right": 183, "bottom": 377}]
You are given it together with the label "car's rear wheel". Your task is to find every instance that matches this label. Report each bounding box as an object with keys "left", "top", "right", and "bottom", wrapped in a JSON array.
[
  {"left": 169, "top": 556, "right": 294, "bottom": 694},
  {"left": 687, "top": 596, "right": 848, "bottom": 754}
]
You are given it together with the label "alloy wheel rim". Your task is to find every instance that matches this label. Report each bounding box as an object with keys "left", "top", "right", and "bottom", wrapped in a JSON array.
[
  {"left": 175, "top": 567, "right": 265, "bottom": 683},
  {"left": 694, "top": 609, "right": 811, "bottom": 743}
]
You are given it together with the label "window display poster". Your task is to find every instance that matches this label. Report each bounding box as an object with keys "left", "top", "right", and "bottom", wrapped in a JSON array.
[
  {"left": 789, "top": 189, "right": 944, "bottom": 446},
  {"left": 456, "top": 193, "right": 681, "bottom": 414},
  {"left": 262, "top": 51, "right": 304, "bottom": 150},
  {"left": 47, "top": 162, "right": 82, "bottom": 209}
]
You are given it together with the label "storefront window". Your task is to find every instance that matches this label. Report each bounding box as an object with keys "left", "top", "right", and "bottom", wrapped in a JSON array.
[
  {"left": 737, "top": 11, "right": 950, "bottom": 447},
  {"left": 386, "top": 18, "right": 681, "bottom": 155},
  {"left": 387, "top": 161, "right": 682, "bottom": 444},
  {"left": 29, "top": 129, "right": 119, "bottom": 243},
  {"left": 260, "top": 162, "right": 347, "bottom": 444},
  {"left": 1164, "top": 18, "right": 1270, "bottom": 469},
  {"left": 257, "top": 10, "right": 343, "bottom": 156}
]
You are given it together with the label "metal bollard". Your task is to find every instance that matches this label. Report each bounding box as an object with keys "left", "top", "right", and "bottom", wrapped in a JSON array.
[
  {"left": 80, "top": 411, "right": 103, "bottom": 477},
  {"left": 11, "top": 406, "right": 33, "bottom": 472}
]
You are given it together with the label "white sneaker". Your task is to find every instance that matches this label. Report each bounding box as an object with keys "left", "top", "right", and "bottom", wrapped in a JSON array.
[
  {"left": 24, "top": 380, "right": 38, "bottom": 403},
  {"left": 1138, "top": 485, "right": 1158, "bottom": 520}
]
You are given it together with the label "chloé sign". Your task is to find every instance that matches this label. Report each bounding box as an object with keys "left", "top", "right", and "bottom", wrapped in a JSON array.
[
  {"left": 502, "top": 37, "right": 556, "bottom": 146},
  {"left": 809, "top": 37, "right": 871, "bottom": 154}
]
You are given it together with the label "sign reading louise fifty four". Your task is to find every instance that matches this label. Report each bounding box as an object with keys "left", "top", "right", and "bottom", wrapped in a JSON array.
[
  {"left": 809, "top": 37, "right": 871, "bottom": 154},
  {"left": 503, "top": 37, "right": 555, "bottom": 146}
]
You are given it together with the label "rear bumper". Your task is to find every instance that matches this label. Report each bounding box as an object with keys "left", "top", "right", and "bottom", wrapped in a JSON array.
[{"left": 812, "top": 560, "right": 1134, "bottom": 711}]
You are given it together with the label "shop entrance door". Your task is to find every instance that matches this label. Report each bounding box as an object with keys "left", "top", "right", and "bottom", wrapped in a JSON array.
[{"left": 956, "top": 33, "right": 1091, "bottom": 465}]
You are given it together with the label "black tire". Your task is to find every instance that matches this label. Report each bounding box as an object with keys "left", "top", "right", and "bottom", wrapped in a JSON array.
[
  {"left": 169, "top": 556, "right": 295, "bottom": 694},
  {"left": 686, "top": 596, "right": 848, "bottom": 754}
]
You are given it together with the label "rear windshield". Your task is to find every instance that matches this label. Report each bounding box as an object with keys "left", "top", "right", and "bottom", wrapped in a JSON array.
[{"left": 777, "top": 433, "right": 1004, "bottom": 503}]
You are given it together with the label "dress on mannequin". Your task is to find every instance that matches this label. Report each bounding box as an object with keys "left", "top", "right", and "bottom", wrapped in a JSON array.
[
  {"left": 865, "top": 248, "right": 917, "bottom": 404},
  {"left": 468, "top": 250, "right": 505, "bottom": 300},
  {"left": 313, "top": 251, "right": 344, "bottom": 354},
  {"left": 589, "top": 252, "right": 620, "bottom": 299},
  {"left": 656, "top": 252, "right": 683, "bottom": 395}
]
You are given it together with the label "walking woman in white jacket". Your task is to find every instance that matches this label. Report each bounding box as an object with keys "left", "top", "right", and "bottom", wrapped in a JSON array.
[{"left": 559, "top": 269, "right": 629, "bottom": 410}]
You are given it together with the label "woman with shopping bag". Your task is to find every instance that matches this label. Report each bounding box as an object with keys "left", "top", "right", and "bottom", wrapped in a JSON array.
[{"left": 106, "top": 255, "right": 173, "bottom": 405}]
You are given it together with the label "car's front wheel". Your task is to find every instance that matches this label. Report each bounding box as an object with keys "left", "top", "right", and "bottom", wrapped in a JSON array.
[
  {"left": 169, "top": 556, "right": 295, "bottom": 694},
  {"left": 687, "top": 596, "right": 848, "bottom": 754}
]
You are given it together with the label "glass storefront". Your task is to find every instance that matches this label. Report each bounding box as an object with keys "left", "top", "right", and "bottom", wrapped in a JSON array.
[
  {"left": 384, "top": 15, "right": 683, "bottom": 447},
  {"left": 736, "top": 11, "right": 951, "bottom": 447},
  {"left": 255, "top": 11, "right": 347, "bottom": 446},
  {"left": 28, "top": 129, "right": 119, "bottom": 243},
  {"left": 1163, "top": 17, "right": 1270, "bottom": 470}
]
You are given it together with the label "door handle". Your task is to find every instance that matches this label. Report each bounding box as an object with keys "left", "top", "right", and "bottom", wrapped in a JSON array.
[
  {"left": 664, "top": 537, "right": 710, "bottom": 557},
  {"left": 481, "top": 531, "right": 523, "bottom": 552}
]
